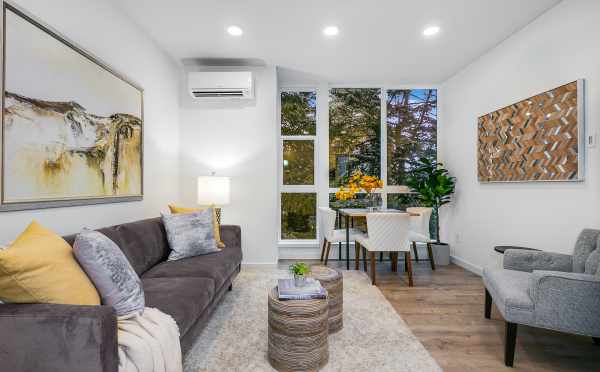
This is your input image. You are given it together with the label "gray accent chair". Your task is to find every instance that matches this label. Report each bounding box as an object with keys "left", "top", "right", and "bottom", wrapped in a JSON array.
[{"left": 483, "top": 229, "right": 600, "bottom": 367}]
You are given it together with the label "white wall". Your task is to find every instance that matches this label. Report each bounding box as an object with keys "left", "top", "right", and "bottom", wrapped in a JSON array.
[
  {"left": 440, "top": 0, "right": 600, "bottom": 273},
  {"left": 179, "top": 65, "right": 279, "bottom": 264},
  {"left": 1, "top": 0, "right": 180, "bottom": 243}
]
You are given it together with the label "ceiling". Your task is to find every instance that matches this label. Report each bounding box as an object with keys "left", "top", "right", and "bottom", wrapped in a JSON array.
[{"left": 115, "top": 0, "right": 561, "bottom": 84}]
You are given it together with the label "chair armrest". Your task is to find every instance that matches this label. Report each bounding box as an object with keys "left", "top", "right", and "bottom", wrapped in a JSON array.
[
  {"left": 529, "top": 271, "right": 600, "bottom": 336},
  {"left": 503, "top": 249, "right": 572, "bottom": 273},
  {"left": 0, "top": 303, "right": 118, "bottom": 372},
  {"left": 220, "top": 225, "right": 241, "bottom": 248}
]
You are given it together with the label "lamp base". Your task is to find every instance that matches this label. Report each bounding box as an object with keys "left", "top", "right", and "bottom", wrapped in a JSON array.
[{"left": 215, "top": 207, "right": 222, "bottom": 225}]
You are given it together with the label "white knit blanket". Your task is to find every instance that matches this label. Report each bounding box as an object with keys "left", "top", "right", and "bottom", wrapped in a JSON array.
[{"left": 118, "top": 308, "right": 182, "bottom": 372}]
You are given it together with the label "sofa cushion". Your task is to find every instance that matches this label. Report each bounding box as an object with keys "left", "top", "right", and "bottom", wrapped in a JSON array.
[
  {"left": 572, "top": 229, "right": 600, "bottom": 273},
  {"left": 143, "top": 244, "right": 242, "bottom": 290},
  {"left": 73, "top": 230, "right": 144, "bottom": 316},
  {"left": 585, "top": 243, "right": 600, "bottom": 275},
  {"left": 143, "top": 277, "right": 215, "bottom": 336},
  {"left": 64, "top": 218, "right": 171, "bottom": 276},
  {"left": 483, "top": 267, "right": 534, "bottom": 325}
]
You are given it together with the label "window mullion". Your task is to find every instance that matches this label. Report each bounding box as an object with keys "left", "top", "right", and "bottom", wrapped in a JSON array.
[{"left": 381, "top": 88, "right": 388, "bottom": 209}]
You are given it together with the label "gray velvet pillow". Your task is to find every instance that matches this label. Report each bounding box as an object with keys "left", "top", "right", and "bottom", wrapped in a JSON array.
[
  {"left": 162, "top": 208, "right": 219, "bottom": 261},
  {"left": 73, "top": 230, "right": 144, "bottom": 316}
]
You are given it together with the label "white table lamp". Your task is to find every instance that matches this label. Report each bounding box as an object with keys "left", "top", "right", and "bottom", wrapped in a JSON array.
[{"left": 197, "top": 174, "right": 230, "bottom": 224}]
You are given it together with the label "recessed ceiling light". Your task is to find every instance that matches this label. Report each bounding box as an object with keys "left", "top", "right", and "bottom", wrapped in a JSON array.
[
  {"left": 323, "top": 26, "right": 339, "bottom": 36},
  {"left": 227, "top": 25, "right": 243, "bottom": 36},
  {"left": 423, "top": 26, "right": 440, "bottom": 37}
]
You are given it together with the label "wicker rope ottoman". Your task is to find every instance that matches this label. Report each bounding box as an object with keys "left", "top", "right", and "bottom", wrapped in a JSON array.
[
  {"left": 311, "top": 265, "right": 343, "bottom": 333},
  {"left": 268, "top": 287, "right": 329, "bottom": 371}
]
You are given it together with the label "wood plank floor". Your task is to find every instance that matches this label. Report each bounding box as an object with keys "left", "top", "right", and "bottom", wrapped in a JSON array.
[{"left": 279, "top": 258, "right": 600, "bottom": 371}]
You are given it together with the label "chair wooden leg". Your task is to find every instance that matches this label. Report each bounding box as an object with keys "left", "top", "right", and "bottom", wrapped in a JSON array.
[
  {"left": 484, "top": 288, "right": 492, "bottom": 319},
  {"left": 323, "top": 242, "right": 332, "bottom": 265},
  {"left": 412, "top": 241, "right": 419, "bottom": 261},
  {"left": 354, "top": 242, "right": 361, "bottom": 270},
  {"left": 379, "top": 252, "right": 384, "bottom": 262},
  {"left": 427, "top": 242, "right": 436, "bottom": 270},
  {"left": 362, "top": 247, "right": 368, "bottom": 272},
  {"left": 320, "top": 238, "right": 327, "bottom": 262},
  {"left": 405, "top": 251, "right": 414, "bottom": 287},
  {"left": 391, "top": 252, "right": 398, "bottom": 272},
  {"left": 404, "top": 253, "right": 408, "bottom": 272},
  {"left": 370, "top": 251, "right": 377, "bottom": 285},
  {"left": 505, "top": 322, "right": 518, "bottom": 367}
]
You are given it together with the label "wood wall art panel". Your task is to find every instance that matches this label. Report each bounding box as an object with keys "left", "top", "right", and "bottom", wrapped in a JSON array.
[{"left": 477, "top": 80, "right": 583, "bottom": 182}]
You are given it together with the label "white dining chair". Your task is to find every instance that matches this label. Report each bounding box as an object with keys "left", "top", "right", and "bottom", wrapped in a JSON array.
[
  {"left": 318, "top": 207, "right": 362, "bottom": 265},
  {"left": 354, "top": 213, "right": 413, "bottom": 286},
  {"left": 407, "top": 207, "right": 436, "bottom": 270}
]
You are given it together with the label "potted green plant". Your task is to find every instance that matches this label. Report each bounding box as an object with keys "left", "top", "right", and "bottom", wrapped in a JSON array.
[
  {"left": 289, "top": 262, "right": 311, "bottom": 287},
  {"left": 406, "top": 157, "right": 456, "bottom": 265}
]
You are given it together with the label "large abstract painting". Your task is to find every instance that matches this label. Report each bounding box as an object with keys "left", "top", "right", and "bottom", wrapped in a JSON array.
[
  {"left": 477, "top": 80, "right": 584, "bottom": 182},
  {"left": 1, "top": 4, "right": 143, "bottom": 210}
]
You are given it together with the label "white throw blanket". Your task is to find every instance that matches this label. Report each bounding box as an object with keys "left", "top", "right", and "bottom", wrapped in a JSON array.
[{"left": 117, "top": 307, "right": 182, "bottom": 372}]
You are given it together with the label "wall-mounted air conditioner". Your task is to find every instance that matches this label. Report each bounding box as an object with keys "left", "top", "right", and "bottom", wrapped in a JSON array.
[{"left": 188, "top": 71, "right": 254, "bottom": 99}]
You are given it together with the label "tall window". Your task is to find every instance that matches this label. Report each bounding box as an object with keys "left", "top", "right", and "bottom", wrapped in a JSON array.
[
  {"left": 279, "top": 91, "right": 317, "bottom": 240},
  {"left": 386, "top": 89, "right": 437, "bottom": 209},
  {"left": 329, "top": 88, "right": 381, "bottom": 187},
  {"left": 387, "top": 89, "right": 437, "bottom": 185},
  {"left": 278, "top": 87, "right": 437, "bottom": 244}
]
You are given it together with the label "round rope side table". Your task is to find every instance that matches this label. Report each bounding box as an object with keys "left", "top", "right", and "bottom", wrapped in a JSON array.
[
  {"left": 311, "top": 265, "right": 343, "bottom": 333},
  {"left": 267, "top": 287, "right": 329, "bottom": 371}
]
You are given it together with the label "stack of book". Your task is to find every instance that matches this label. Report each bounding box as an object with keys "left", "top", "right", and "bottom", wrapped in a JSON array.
[{"left": 277, "top": 278, "right": 327, "bottom": 300}]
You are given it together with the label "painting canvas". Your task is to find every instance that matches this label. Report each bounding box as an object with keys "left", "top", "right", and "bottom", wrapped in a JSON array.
[
  {"left": 477, "top": 80, "right": 584, "bottom": 182},
  {"left": 1, "top": 4, "right": 143, "bottom": 210}
]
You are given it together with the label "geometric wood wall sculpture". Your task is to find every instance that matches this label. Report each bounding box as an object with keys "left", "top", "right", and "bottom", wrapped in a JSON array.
[{"left": 478, "top": 80, "right": 584, "bottom": 182}]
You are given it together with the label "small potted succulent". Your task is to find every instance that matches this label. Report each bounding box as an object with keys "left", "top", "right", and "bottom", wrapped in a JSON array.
[{"left": 289, "top": 262, "right": 311, "bottom": 287}]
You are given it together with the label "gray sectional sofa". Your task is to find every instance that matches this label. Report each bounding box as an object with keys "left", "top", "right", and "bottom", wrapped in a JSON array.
[{"left": 0, "top": 217, "right": 242, "bottom": 372}]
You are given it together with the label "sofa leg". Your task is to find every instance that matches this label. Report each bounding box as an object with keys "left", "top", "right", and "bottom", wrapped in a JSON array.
[
  {"left": 484, "top": 288, "right": 492, "bottom": 319},
  {"left": 505, "top": 322, "right": 517, "bottom": 367},
  {"left": 228, "top": 283, "right": 233, "bottom": 291},
  {"left": 593, "top": 337, "right": 600, "bottom": 345}
]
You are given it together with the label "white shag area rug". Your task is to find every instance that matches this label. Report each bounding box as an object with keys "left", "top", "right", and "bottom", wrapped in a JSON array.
[{"left": 184, "top": 268, "right": 442, "bottom": 372}]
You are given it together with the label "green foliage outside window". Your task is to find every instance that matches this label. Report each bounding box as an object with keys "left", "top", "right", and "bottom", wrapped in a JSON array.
[
  {"left": 387, "top": 89, "right": 437, "bottom": 185},
  {"left": 281, "top": 91, "right": 316, "bottom": 136},
  {"left": 329, "top": 88, "right": 381, "bottom": 187},
  {"left": 281, "top": 193, "right": 317, "bottom": 239},
  {"left": 283, "top": 140, "right": 314, "bottom": 185}
]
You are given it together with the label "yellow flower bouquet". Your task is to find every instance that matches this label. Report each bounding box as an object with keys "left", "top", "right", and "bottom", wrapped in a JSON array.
[{"left": 335, "top": 171, "right": 383, "bottom": 208}]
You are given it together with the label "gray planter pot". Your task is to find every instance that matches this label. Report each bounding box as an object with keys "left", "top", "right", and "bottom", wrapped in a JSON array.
[{"left": 431, "top": 242, "right": 450, "bottom": 266}]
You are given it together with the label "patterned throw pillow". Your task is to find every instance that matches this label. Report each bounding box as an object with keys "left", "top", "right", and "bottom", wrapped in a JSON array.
[
  {"left": 162, "top": 209, "right": 219, "bottom": 261},
  {"left": 73, "top": 230, "right": 144, "bottom": 316}
]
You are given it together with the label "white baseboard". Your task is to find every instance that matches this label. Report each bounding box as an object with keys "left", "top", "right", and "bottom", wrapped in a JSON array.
[
  {"left": 450, "top": 255, "right": 483, "bottom": 276},
  {"left": 279, "top": 246, "right": 321, "bottom": 260},
  {"left": 241, "top": 262, "right": 278, "bottom": 268}
]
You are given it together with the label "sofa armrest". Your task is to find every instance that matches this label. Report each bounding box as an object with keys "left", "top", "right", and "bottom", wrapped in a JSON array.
[
  {"left": 503, "top": 249, "right": 572, "bottom": 273},
  {"left": 0, "top": 303, "right": 118, "bottom": 372},
  {"left": 529, "top": 271, "right": 600, "bottom": 336},
  {"left": 220, "top": 225, "right": 241, "bottom": 248}
]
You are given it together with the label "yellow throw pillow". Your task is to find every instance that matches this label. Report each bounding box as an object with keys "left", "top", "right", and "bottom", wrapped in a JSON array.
[
  {"left": 0, "top": 221, "right": 100, "bottom": 305},
  {"left": 168, "top": 204, "right": 225, "bottom": 248}
]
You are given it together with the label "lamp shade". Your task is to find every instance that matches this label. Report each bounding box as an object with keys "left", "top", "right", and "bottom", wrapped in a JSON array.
[{"left": 197, "top": 176, "right": 230, "bottom": 206}]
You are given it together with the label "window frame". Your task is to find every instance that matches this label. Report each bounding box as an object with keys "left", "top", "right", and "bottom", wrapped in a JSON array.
[
  {"left": 278, "top": 84, "right": 439, "bottom": 247},
  {"left": 278, "top": 88, "right": 319, "bottom": 244}
]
